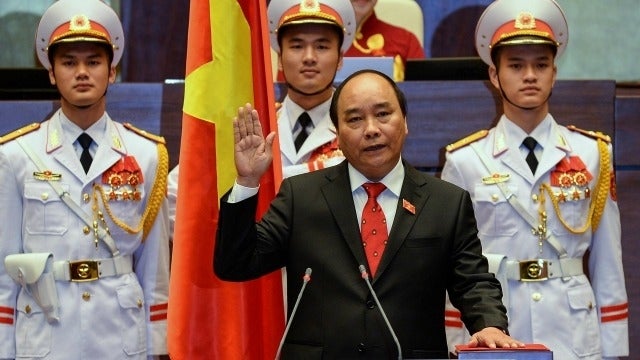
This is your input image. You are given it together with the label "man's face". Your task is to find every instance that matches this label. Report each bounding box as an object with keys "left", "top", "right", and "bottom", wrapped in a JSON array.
[
  {"left": 490, "top": 44, "right": 557, "bottom": 110},
  {"left": 350, "top": 0, "right": 377, "bottom": 24},
  {"left": 48, "top": 42, "right": 116, "bottom": 107},
  {"left": 279, "top": 23, "right": 343, "bottom": 95},
  {"left": 335, "top": 72, "right": 407, "bottom": 181}
]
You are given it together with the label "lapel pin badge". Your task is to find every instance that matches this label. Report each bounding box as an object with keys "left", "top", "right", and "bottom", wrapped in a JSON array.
[{"left": 402, "top": 199, "right": 416, "bottom": 214}]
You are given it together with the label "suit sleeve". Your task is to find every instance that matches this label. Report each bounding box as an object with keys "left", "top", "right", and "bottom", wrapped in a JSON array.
[
  {"left": 214, "top": 181, "right": 291, "bottom": 281},
  {"left": 446, "top": 188, "right": 508, "bottom": 335},
  {"left": 441, "top": 154, "right": 473, "bottom": 351}
]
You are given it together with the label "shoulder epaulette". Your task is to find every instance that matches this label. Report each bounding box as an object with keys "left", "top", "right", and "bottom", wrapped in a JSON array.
[
  {"left": 0, "top": 123, "right": 41, "bottom": 145},
  {"left": 567, "top": 125, "right": 611, "bottom": 143},
  {"left": 123, "top": 123, "right": 166, "bottom": 144},
  {"left": 445, "top": 129, "right": 489, "bottom": 152}
]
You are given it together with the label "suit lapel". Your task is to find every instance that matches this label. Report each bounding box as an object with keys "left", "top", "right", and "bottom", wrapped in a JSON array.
[
  {"left": 375, "top": 164, "right": 429, "bottom": 280},
  {"left": 321, "top": 163, "right": 369, "bottom": 269}
]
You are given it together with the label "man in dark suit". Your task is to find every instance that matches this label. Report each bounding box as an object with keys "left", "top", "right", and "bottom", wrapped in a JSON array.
[{"left": 214, "top": 69, "right": 523, "bottom": 358}]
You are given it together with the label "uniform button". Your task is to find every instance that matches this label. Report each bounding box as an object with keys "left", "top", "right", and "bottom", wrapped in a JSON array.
[
  {"left": 491, "top": 194, "right": 499, "bottom": 202},
  {"left": 137, "top": 299, "right": 143, "bottom": 308},
  {"left": 25, "top": 305, "right": 31, "bottom": 314},
  {"left": 366, "top": 300, "right": 375, "bottom": 309},
  {"left": 83, "top": 193, "right": 90, "bottom": 203},
  {"left": 82, "top": 292, "right": 91, "bottom": 301},
  {"left": 357, "top": 343, "right": 366, "bottom": 352},
  {"left": 532, "top": 194, "right": 539, "bottom": 202},
  {"left": 83, "top": 226, "right": 91, "bottom": 235},
  {"left": 532, "top": 292, "right": 542, "bottom": 301},
  {"left": 41, "top": 192, "right": 49, "bottom": 200},
  {"left": 588, "top": 301, "right": 594, "bottom": 311}
]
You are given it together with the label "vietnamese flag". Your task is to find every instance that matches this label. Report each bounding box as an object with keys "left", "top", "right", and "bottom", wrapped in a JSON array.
[{"left": 167, "top": 0, "right": 284, "bottom": 359}]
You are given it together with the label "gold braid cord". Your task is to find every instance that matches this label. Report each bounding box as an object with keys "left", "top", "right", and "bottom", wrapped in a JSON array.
[
  {"left": 590, "top": 139, "right": 611, "bottom": 231},
  {"left": 93, "top": 143, "right": 169, "bottom": 241},
  {"left": 539, "top": 138, "right": 610, "bottom": 234}
]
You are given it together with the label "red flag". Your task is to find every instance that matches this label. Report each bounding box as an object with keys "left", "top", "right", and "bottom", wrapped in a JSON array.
[{"left": 167, "top": 0, "right": 284, "bottom": 359}]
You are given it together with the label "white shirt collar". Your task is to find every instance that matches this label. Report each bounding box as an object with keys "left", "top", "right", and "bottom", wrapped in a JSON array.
[
  {"left": 283, "top": 95, "right": 333, "bottom": 131},
  {"left": 348, "top": 157, "right": 405, "bottom": 197}
]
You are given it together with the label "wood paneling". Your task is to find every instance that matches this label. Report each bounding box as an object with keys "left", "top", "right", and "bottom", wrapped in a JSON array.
[{"left": 615, "top": 87, "right": 640, "bottom": 166}]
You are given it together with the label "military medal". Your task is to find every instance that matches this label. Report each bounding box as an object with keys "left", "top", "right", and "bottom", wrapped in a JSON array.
[
  {"left": 102, "top": 155, "right": 144, "bottom": 201},
  {"left": 550, "top": 156, "right": 592, "bottom": 202}
]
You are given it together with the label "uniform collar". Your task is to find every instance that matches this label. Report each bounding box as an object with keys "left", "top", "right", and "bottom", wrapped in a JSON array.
[
  {"left": 283, "top": 95, "right": 333, "bottom": 132},
  {"left": 494, "top": 114, "right": 562, "bottom": 156},
  {"left": 47, "top": 109, "right": 108, "bottom": 152}
]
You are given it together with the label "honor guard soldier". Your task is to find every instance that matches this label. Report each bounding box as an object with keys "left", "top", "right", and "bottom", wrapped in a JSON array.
[
  {"left": 0, "top": 0, "right": 170, "bottom": 359},
  {"left": 168, "top": 0, "right": 356, "bottom": 231},
  {"left": 442, "top": 0, "right": 628, "bottom": 358}
]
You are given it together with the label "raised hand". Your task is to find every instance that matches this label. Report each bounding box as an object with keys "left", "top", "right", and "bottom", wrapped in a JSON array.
[{"left": 233, "top": 103, "right": 276, "bottom": 187}]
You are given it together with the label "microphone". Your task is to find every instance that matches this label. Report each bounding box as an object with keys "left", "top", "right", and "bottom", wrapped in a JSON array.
[
  {"left": 275, "top": 267, "right": 312, "bottom": 360},
  {"left": 359, "top": 265, "right": 402, "bottom": 360}
]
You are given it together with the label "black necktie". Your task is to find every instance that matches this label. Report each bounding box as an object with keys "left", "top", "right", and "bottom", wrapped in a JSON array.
[
  {"left": 77, "top": 133, "right": 93, "bottom": 174},
  {"left": 522, "top": 136, "right": 538, "bottom": 174},
  {"left": 294, "top": 112, "right": 312, "bottom": 152}
]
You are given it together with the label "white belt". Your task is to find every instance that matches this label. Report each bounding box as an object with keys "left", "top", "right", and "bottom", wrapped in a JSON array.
[
  {"left": 53, "top": 255, "right": 133, "bottom": 282},
  {"left": 505, "top": 258, "right": 583, "bottom": 281}
]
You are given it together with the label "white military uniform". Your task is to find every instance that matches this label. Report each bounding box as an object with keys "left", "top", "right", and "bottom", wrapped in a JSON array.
[
  {"left": 442, "top": 115, "right": 628, "bottom": 359},
  {"left": 0, "top": 110, "right": 170, "bottom": 359},
  {"left": 278, "top": 96, "right": 344, "bottom": 178},
  {"left": 267, "top": 0, "right": 355, "bottom": 178}
]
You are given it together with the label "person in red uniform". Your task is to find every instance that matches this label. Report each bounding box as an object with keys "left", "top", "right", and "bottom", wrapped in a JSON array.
[{"left": 346, "top": 0, "right": 425, "bottom": 80}]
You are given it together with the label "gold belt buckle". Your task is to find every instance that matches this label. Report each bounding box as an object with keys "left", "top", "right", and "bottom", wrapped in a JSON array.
[
  {"left": 519, "top": 259, "right": 549, "bottom": 281},
  {"left": 69, "top": 260, "right": 99, "bottom": 282}
]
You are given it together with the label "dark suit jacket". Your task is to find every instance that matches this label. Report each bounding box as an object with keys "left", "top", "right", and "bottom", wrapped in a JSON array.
[{"left": 215, "top": 161, "right": 507, "bottom": 359}]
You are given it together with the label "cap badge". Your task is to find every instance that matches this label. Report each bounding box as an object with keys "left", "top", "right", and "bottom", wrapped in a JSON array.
[
  {"left": 515, "top": 12, "right": 536, "bottom": 30},
  {"left": 300, "top": 0, "right": 321, "bottom": 13},
  {"left": 69, "top": 14, "right": 92, "bottom": 32}
]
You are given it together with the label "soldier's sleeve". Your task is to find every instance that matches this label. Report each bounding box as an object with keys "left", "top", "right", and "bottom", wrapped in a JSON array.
[
  {"left": 124, "top": 123, "right": 170, "bottom": 355},
  {"left": 587, "top": 142, "right": 629, "bottom": 357},
  {"left": 0, "top": 146, "right": 24, "bottom": 358}
]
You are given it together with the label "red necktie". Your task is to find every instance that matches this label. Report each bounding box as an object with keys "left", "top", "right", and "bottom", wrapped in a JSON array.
[{"left": 361, "top": 183, "right": 388, "bottom": 276}]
